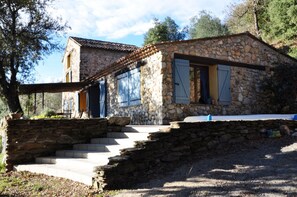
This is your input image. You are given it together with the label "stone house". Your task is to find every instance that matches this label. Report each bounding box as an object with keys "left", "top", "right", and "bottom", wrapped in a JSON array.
[
  {"left": 62, "top": 37, "right": 138, "bottom": 115},
  {"left": 65, "top": 32, "right": 297, "bottom": 124}
]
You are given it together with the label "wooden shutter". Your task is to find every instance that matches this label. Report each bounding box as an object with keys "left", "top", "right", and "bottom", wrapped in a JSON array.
[
  {"left": 89, "top": 85, "right": 100, "bottom": 117},
  {"left": 117, "top": 73, "right": 129, "bottom": 107},
  {"left": 129, "top": 68, "right": 141, "bottom": 105},
  {"left": 218, "top": 65, "right": 231, "bottom": 105},
  {"left": 174, "top": 59, "right": 190, "bottom": 104},
  {"left": 99, "top": 79, "right": 106, "bottom": 117}
]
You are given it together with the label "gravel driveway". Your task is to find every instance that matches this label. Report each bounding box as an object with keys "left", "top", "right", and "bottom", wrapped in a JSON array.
[{"left": 116, "top": 137, "right": 297, "bottom": 197}]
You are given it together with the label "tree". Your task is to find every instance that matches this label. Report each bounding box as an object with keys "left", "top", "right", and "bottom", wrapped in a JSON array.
[
  {"left": 226, "top": 0, "right": 267, "bottom": 38},
  {"left": 263, "top": 0, "right": 297, "bottom": 57},
  {"left": 143, "top": 17, "right": 187, "bottom": 45},
  {"left": 0, "top": 0, "right": 67, "bottom": 114},
  {"left": 189, "top": 11, "right": 229, "bottom": 39},
  {"left": 226, "top": 0, "right": 297, "bottom": 57}
]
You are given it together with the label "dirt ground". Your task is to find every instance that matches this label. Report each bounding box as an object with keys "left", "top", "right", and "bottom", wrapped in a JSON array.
[{"left": 116, "top": 137, "right": 297, "bottom": 197}]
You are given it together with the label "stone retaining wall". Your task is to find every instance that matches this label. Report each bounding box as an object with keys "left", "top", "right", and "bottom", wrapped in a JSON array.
[
  {"left": 1, "top": 118, "right": 108, "bottom": 171},
  {"left": 94, "top": 120, "right": 297, "bottom": 190}
]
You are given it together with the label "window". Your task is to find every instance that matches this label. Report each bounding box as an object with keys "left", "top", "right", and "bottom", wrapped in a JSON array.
[
  {"left": 174, "top": 58, "right": 231, "bottom": 105},
  {"left": 117, "top": 68, "right": 141, "bottom": 107},
  {"left": 65, "top": 71, "right": 72, "bottom": 82},
  {"left": 67, "top": 54, "right": 71, "bottom": 69},
  {"left": 65, "top": 53, "right": 72, "bottom": 82},
  {"left": 190, "top": 66, "right": 210, "bottom": 104}
]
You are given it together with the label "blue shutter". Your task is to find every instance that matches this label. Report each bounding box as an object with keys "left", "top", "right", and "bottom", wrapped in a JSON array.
[
  {"left": 174, "top": 59, "right": 190, "bottom": 104},
  {"left": 86, "top": 91, "right": 89, "bottom": 112},
  {"left": 99, "top": 79, "right": 106, "bottom": 117},
  {"left": 129, "top": 68, "right": 141, "bottom": 105},
  {"left": 218, "top": 65, "right": 231, "bottom": 105},
  {"left": 117, "top": 73, "right": 129, "bottom": 107}
]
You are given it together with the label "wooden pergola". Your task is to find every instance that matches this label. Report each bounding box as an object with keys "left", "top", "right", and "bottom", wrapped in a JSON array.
[{"left": 19, "top": 82, "right": 89, "bottom": 115}]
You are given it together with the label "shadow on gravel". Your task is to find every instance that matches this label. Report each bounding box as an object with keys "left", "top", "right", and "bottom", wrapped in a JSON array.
[{"left": 121, "top": 138, "right": 297, "bottom": 197}]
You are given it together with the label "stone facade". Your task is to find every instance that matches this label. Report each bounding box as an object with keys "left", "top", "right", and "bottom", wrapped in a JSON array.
[
  {"left": 100, "top": 33, "right": 296, "bottom": 124},
  {"left": 1, "top": 118, "right": 108, "bottom": 170},
  {"left": 62, "top": 37, "right": 135, "bottom": 115},
  {"left": 106, "top": 52, "right": 164, "bottom": 125},
  {"left": 94, "top": 120, "right": 297, "bottom": 190}
]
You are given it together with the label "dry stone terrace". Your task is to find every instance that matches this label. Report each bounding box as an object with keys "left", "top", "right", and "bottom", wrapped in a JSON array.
[{"left": 1, "top": 116, "right": 297, "bottom": 190}]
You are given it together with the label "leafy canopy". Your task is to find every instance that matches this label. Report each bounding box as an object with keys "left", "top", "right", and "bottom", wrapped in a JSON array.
[
  {"left": 225, "top": 0, "right": 297, "bottom": 57},
  {"left": 143, "top": 17, "right": 187, "bottom": 45},
  {"left": 0, "top": 0, "right": 67, "bottom": 113},
  {"left": 189, "top": 10, "right": 229, "bottom": 39}
]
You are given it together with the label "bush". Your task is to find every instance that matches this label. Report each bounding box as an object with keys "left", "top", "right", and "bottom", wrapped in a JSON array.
[
  {"left": 31, "top": 109, "right": 63, "bottom": 119},
  {"left": 262, "top": 63, "right": 297, "bottom": 113}
]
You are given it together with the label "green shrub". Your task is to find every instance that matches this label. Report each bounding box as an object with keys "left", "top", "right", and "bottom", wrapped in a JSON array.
[
  {"left": 262, "top": 63, "right": 297, "bottom": 113},
  {"left": 30, "top": 109, "right": 63, "bottom": 119}
]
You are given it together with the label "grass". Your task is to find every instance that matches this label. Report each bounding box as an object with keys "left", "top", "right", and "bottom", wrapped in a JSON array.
[
  {"left": 0, "top": 170, "right": 119, "bottom": 196},
  {"left": 0, "top": 136, "right": 118, "bottom": 196}
]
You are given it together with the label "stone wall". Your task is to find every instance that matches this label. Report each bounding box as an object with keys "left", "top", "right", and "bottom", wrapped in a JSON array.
[
  {"left": 158, "top": 34, "right": 295, "bottom": 124},
  {"left": 1, "top": 118, "right": 108, "bottom": 170},
  {"left": 80, "top": 47, "right": 130, "bottom": 81},
  {"left": 162, "top": 67, "right": 270, "bottom": 124},
  {"left": 107, "top": 52, "right": 164, "bottom": 125},
  {"left": 94, "top": 120, "right": 297, "bottom": 190},
  {"left": 101, "top": 34, "right": 296, "bottom": 124},
  {"left": 62, "top": 39, "right": 132, "bottom": 116}
]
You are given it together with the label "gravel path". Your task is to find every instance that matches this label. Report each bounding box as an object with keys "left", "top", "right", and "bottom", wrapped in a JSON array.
[{"left": 116, "top": 137, "right": 297, "bottom": 197}]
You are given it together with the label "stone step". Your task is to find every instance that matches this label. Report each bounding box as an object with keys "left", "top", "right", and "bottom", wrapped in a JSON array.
[
  {"left": 90, "top": 138, "right": 135, "bottom": 145},
  {"left": 122, "top": 125, "right": 169, "bottom": 133},
  {"left": 106, "top": 132, "right": 149, "bottom": 140},
  {"left": 55, "top": 150, "right": 116, "bottom": 160},
  {"left": 35, "top": 157, "right": 108, "bottom": 169},
  {"left": 73, "top": 144, "right": 127, "bottom": 152},
  {"left": 14, "top": 164, "right": 94, "bottom": 186},
  {"left": 14, "top": 125, "right": 165, "bottom": 186}
]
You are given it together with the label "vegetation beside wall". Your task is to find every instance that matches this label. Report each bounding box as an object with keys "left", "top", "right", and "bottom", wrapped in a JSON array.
[{"left": 262, "top": 64, "right": 297, "bottom": 113}]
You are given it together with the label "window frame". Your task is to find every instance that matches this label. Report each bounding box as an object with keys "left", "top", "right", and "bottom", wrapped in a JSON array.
[{"left": 117, "top": 68, "right": 141, "bottom": 107}]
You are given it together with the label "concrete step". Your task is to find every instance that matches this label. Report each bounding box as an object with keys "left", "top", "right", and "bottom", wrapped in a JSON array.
[
  {"left": 122, "top": 125, "right": 169, "bottom": 133},
  {"left": 14, "top": 125, "right": 167, "bottom": 186},
  {"left": 55, "top": 150, "right": 116, "bottom": 160},
  {"left": 90, "top": 138, "right": 135, "bottom": 145},
  {"left": 14, "top": 164, "right": 94, "bottom": 186},
  {"left": 107, "top": 132, "right": 149, "bottom": 140},
  {"left": 35, "top": 157, "right": 108, "bottom": 169},
  {"left": 73, "top": 144, "right": 128, "bottom": 152}
]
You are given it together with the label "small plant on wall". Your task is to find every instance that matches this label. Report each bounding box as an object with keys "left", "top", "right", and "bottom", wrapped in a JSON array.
[{"left": 262, "top": 63, "right": 297, "bottom": 113}]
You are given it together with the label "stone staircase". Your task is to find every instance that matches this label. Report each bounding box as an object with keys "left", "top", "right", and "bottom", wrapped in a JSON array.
[{"left": 14, "top": 125, "right": 167, "bottom": 186}]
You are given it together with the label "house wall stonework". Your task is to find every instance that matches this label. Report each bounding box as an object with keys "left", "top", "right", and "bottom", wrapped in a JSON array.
[
  {"left": 157, "top": 34, "right": 295, "bottom": 124},
  {"left": 80, "top": 48, "right": 130, "bottom": 81},
  {"left": 161, "top": 67, "right": 269, "bottom": 124},
  {"left": 63, "top": 39, "right": 81, "bottom": 82},
  {"left": 106, "top": 52, "right": 164, "bottom": 124},
  {"left": 103, "top": 34, "right": 296, "bottom": 124},
  {"left": 62, "top": 38, "right": 132, "bottom": 115}
]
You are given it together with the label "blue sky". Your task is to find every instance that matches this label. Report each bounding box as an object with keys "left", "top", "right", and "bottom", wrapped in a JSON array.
[{"left": 34, "top": 0, "right": 242, "bottom": 83}]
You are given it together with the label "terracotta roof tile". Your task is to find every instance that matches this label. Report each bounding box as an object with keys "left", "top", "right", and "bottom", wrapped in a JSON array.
[{"left": 70, "top": 36, "right": 138, "bottom": 52}]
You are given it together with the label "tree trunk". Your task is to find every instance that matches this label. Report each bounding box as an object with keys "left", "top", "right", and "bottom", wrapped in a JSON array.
[
  {"left": 5, "top": 87, "right": 23, "bottom": 114},
  {"left": 253, "top": 0, "right": 261, "bottom": 38}
]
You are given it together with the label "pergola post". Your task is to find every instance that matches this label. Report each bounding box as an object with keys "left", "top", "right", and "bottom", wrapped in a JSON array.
[
  {"left": 42, "top": 92, "right": 45, "bottom": 110},
  {"left": 27, "top": 94, "right": 30, "bottom": 117},
  {"left": 34, "top": 93, "right": 37, "bottom": 114}
]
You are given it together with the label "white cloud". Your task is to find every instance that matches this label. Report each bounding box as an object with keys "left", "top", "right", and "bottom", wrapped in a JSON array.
[{"left": 52, "top": 0, "right": 239, "bottom": 40}]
